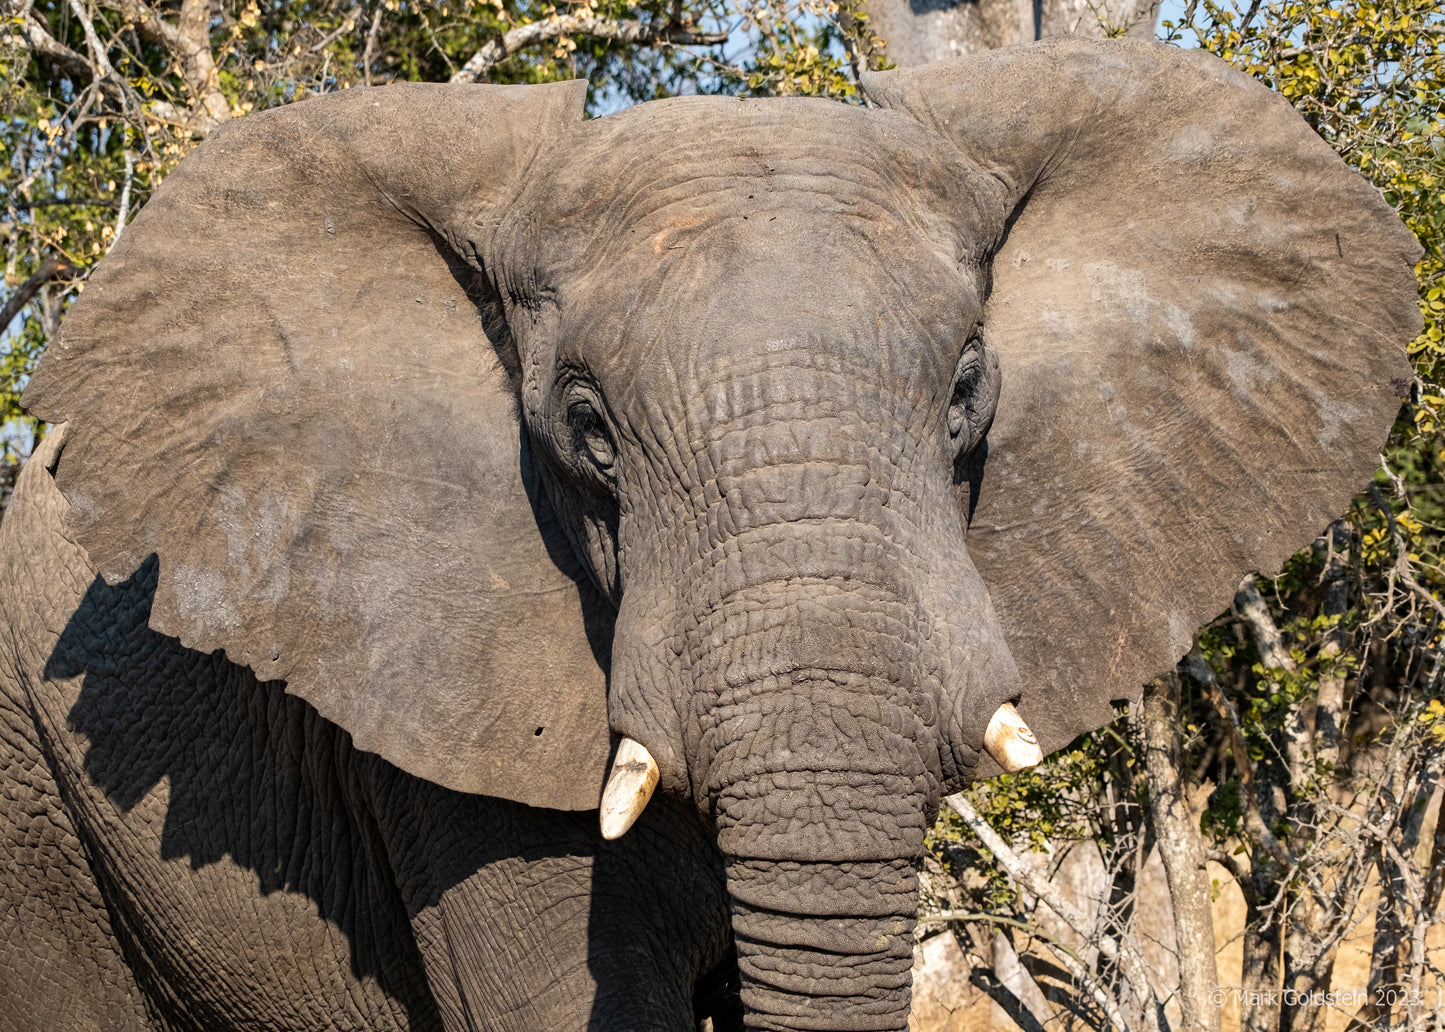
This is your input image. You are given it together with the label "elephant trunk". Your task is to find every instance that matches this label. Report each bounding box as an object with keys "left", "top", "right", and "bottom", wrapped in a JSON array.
[
  {"left": 703, "top": 622, "right": 935, "bottom": 1032},
  {"left": 720, "top": 822, "right": 923, "bottom": 1032},
  {"left": 604, "top": 372, "right": 1022, "bottom": 1025}
]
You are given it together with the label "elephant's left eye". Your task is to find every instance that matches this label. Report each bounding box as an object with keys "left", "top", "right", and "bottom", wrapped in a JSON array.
[{"left": 568, "top": 396, "right": 616, "bottom": 474}]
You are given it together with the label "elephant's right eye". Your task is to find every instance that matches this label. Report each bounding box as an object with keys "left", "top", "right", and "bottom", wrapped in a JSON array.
[
  {"left": 568, "top": 396, "right": 616, "bottom": 475},
  {"left": 947, "top": 330, "right": 999, "bottom": 461}
]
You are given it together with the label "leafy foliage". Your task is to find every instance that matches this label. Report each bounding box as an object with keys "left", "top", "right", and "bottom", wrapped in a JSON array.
[{"left": 926, "top": 719, "right": 1133, "bottom": 907}]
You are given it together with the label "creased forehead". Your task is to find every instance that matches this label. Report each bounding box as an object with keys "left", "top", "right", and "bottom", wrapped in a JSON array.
[
  {"left": 490, "top": 95, "right": 1006, "bottom": 298},
  {"left": 591, "top": 214, "right": 980, "bottom": 352},
  {"left": 545, "top": 203, "right": 985, "bottom": 428}
]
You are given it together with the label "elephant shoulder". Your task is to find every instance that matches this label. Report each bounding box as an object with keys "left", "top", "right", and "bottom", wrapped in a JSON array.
[{"left": 0, "top": 426, "right": 100, "bottom": 672}]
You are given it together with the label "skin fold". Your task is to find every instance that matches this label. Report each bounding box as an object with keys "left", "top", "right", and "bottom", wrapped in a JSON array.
[{"left": 0, "top": 37, "right": 1421, "bottom": 1032}]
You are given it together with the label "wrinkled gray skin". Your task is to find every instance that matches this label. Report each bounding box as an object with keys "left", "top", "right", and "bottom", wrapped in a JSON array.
[
  {"left": 0, "top": 38, "right": 1422, "bottom": 1032},
  {"left": 0, "top": 471, "right": 736, "bottom": 1031}
]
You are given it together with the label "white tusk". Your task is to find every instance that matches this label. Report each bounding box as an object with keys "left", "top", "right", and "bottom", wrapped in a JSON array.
[
  {"left": 599, "top": 737, "right": 660, "bottom": 841},
  {"left": 984, "top": 703, "right": 1043, "bottom": 773}
]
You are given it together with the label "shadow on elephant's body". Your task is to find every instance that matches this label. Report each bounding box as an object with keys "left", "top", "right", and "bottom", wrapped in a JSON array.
[
  {"left": 46, "top": 557, "right": 734, "bottom": 1029},
  {"left": 45, "top": 558, "right": 441, "bottom": 1026}
]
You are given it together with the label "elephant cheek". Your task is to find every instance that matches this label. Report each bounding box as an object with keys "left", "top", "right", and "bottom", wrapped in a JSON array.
[{"left": 604, "top": 590, "right": 694, "bottom": 801}]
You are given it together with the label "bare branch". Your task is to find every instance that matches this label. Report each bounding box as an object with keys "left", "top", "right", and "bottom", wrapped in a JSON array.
[
  {"left": 66, "top": 0, "right": 116, "bottom": 78},
  {"left": 4, "top": 197, "right": 122, "bottom": 211},
  {"left": 922, "top": 911, "right": 1133, "bottom": 1032},
  {"left": 309, "top": 11, "right": 359, "bottom": 54},
  {"left": 5, "top": 10, "right": 125, "bottom": 104},
  {"left": 450, "top": 13, "right": 727, "bottom": 83},
  {"left": 362, "top": 0, "right": 384, "bottom": 86},
  {"left": 67, "top": 0, "right": 231, "bottom": 132},
  {"left": 106, "top": 145, "right": 135, "bottom": 255},
  {"left": 111, "top": 0, "right": 183, "bottom": 49},
  {"left": 6, "top": 0, "right": 224, "bottom": 131},
  {"left": 1370, "top": 475, "right": 1445, "bottom": 624},
  {"left": 1207, "top": 848, "right": 1259, "bottom": 907},
  {"left": 1312, "top": 521, "right": 1353, "bottom": 773},
  {"left": 0, "top": 254, "right": 75, "bottom": 333},
  {"left": 1189, "top": 652, "right": 1294, "bottom": 869},
  {"left": 173, "top": 0, "right": 231, "bottom": 131},
  {"left": 986, "top": 929, "right": 1055, "bottom": 1032},
  {"left": 944, "top": 793, "right": 1164, "bottom": 1030},
  {"left": 1235, "top": 575, "right": 1295, "bottom": 672}
]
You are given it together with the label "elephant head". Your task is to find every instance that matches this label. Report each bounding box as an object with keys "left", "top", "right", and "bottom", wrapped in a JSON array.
[{"left": 24, "top": 37, "right": 1420, "bottom": 1032}]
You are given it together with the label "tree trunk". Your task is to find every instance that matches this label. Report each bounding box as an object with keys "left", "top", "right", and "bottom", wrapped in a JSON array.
[
  {"left": 1141, "top": 673, "right": 1221, "bottom": 1032},
  {"left": 1280, "top": 526, "right": 1351, "bottom": 1032},
  {"left": 862, "top": 0, "right": 1159, "bottom": 68},
  {"left": 1240, "top": 876, "right": 1283, "bottom": 1032}
]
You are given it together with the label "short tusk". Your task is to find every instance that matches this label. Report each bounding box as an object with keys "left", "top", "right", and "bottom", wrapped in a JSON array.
[
  {"left": 984, "top": 703, "right": 1043, "bottom": 773},
  {"left": 599, "top": 737, "right": 660, "bottom": 841}
]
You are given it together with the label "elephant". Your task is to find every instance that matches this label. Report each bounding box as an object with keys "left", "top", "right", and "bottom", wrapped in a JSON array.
[{"left": 0, "top": 35, "right": 1422, "bottom": 1032}]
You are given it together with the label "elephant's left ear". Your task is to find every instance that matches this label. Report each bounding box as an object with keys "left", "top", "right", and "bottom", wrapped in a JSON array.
[
  {"left": 23, "top": 82, "right": 617, "bottom": 811},
  {"left": 864, "top": 38, "right": 1421, "bottom": 757}
]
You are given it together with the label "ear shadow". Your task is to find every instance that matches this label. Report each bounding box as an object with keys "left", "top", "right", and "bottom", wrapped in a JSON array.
[
  {"left": 956, "top": 436, "right": 990, "bottom": 528},
  {"left": 519, "top": 424, "right": 617, "bottom": 675},
  {"left": 428, "top": 227, "right": 524, "bottom": 398},
  {"left": 45, "top": 560, "right": 718, "bottom": 1029},
  {"left": 584, "top": 799, "right": 737, "bottom": 1032},
  {"left": 431, "top": 227, "right": 617, "bottom": 677},
  {"left": 47, "top": 557, "right": 441, "bottom": 1027}
]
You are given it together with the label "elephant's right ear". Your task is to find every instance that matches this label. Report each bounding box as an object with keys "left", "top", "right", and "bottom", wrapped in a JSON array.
[
  {"left": 23, "top": 81, "right": 616, "bottom": 811},
  {"left": 864, "top": 39, "right": 1421, "bottom": 759}
]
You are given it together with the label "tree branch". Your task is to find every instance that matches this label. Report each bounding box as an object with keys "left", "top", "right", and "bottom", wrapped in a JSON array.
[
  {"left": 1312, "top": 521, "right": 1352, "bottom": 774},
  {"left": 944, "top": 793, "right": 1164, "bottom": 1031},
  {"left": 172, "top": 0, "right": 231, "bottom": 130},
  {"left": 66, "top": 0, "right": 117, "bottom": 78},
  {"left": 1, "top": 255, "right": 75, "bottom": 333},
  {"left": 362, "top": 0, "right": 384, "bottom": 85},
  {"left": 106, "top": 144, "right": 135, "bottom": 254},
  {"left": 5, "top": 10, "right": 126, "bottom": 104},
  {"left": 1206, "top": 848, "right": 1259, "bottom": 908},
  {"left": 5, "top": 197, "right": 122, "bottom": 211},
  {"left": 1370, "top": 476, "right": 1445, "bottom": 624},
  {"left": 111, "top": 0, "right": 183, "bottom": 49},
  {"left": 1235, "top": 575, "right": 1295, "bottom": 672},
  {"left": 450, "top": 13, "right": 726, "bottom": 82},
  {"left": 1184, "top": 648, "right": 1293, "bottom": 869},
  {"left": 6, "top": 1, "right": 224, "bottom": 131},
  {"left": 923, "top": 911, "right": 1133, "bottom": 1032}
]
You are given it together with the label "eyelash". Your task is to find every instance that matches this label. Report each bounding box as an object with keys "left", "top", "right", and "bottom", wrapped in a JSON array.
[
  {"left": 566, "top": 389, "right": 616, "bottom": 476},
  {"left": 947, "top": 333, "right": 987, "bottom": 458}
]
